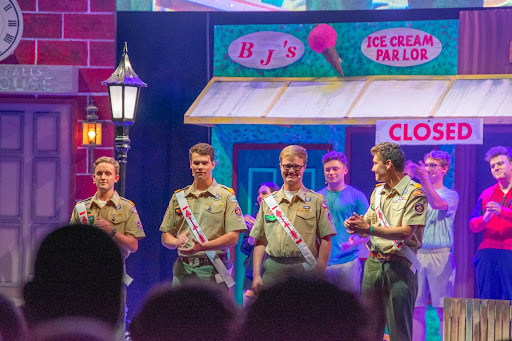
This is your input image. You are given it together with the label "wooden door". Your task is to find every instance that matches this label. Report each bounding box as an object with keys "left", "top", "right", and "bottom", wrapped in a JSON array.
[{"left": 0, "top": 103, "right": 71, "bottom": 303}]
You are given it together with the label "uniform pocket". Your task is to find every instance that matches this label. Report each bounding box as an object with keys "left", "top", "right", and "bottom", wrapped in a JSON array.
[
  {"left": 296, "top": 210, "right": 316, "bottom": 230},
  {"left": 204, "top": 205, "right": 224, "bottom": 227},
  {"left": 108, "top": 214, "right": 126, "bottom": 225}
]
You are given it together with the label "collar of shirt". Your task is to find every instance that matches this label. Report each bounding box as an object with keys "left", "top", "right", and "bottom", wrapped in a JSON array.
[
  {"left": 91, "top": 190, "right": 120, "bottom": 208},
  {"left": 383, "top": 175, "right": 411, "bottom": 197},
  {"left": 275, "top": 185, "right": 309, "bottom": 205},
  {"left": 185, "top": 179, "right": 220, "bottom": 198}
]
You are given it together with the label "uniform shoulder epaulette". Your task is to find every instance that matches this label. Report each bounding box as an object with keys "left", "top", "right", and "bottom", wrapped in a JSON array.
[
  {"left": 375, "top": 183, "right": 384, "bottom": 187},
  {"left": 219, "top": 184, "right": 235, "bottom": 194},
  {"left": 119, "top": 198, "right": 135, "bottom": 206},
  {"left": 174, "top": 185, "right": 190, "bottom": 194},
  {"left": 414, "top": 183, "right": 423, "bottom": 189},
  {"left": 76, "top": 197, "right": 93, "bottom": 205},
  {"left": 308, "top": 189, "right": 324, "bottom": 198}
]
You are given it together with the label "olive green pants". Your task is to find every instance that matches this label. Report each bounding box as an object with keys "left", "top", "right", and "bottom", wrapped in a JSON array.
[
  {"left": 173, "top": 261, "right": 228, "bottom": 291},
  {"left": 262, "top": 256, "right": 309, "bottom": 286},
  {"left": 362, "top": 257, "right": 418, "bottom": 341}
]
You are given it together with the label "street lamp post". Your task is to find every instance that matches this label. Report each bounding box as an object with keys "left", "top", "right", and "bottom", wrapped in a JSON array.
[{"left": 102, "top": 42, "right": 147, "bottom": 197}]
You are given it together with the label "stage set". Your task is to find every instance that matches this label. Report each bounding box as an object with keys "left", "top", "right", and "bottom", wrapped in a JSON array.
[{"left": 1, "top": 1, "right": 512, "bottom": 340}]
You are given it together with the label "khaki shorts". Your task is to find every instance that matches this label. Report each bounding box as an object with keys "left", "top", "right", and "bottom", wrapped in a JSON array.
[{"left": 415, "top": 248, "right": 455, "bottom": 308}]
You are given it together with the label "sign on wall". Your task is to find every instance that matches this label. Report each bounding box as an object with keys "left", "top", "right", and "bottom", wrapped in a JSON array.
[
  {"left": 228, "top": 31, "right": 305, "bottom": 70},
  {"left": 361, "top": 28, "right": 443, "bottom": 67},
  {"left": 376, "top": 119, "right": 483, "bottom": 145},
  {"left": 214, "top": 20, "right": 458, "bottom": 78},
  {"left": 0, "top": 65, "right": 78, "bottom": 93}
]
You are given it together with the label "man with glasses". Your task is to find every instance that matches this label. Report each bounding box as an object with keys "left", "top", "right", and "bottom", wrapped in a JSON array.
[
  {"left": 470, "top": 146, "right": 512, "bottom": 300},
  {"left": 250, "top": 145, "right": 336, "bottom": 293},
  {"left": 406, "top": 151, "right": 459, "bottom": 341}
]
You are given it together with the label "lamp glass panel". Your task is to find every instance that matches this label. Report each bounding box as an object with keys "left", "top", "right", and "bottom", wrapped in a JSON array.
[
  {"left": 124, "top": 86, "right": 138, "bottom": 120},
  {"left": 82, "top": 122, "right": 89, "bottom": 145},
  {"left": 81, "top": 122, "right": 102, "bottom": 145},
  {"left": 94, "top": 122, "right": 102, "bottom": 145},
  {"left": 110, "top": 85, "right": 123, "bottom": 119}
]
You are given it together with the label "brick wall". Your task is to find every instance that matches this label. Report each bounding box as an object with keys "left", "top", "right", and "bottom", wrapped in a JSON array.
[{"left": 1, "top": 0, "right": 117, "bottom": 201}]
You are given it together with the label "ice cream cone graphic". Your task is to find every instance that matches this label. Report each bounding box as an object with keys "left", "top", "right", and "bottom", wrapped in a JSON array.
[{"left": 308, "top": 24, "right": 344, "bottom": 77}]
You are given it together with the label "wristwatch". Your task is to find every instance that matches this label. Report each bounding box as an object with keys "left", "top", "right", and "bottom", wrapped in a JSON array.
[{"left": 111, "top": 228, "right": 117, "bottom": 239}]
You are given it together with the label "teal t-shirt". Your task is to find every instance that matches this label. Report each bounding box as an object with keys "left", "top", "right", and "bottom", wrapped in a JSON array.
[{"left": 317, "top": 185, "right": 369, "bottom": 265}]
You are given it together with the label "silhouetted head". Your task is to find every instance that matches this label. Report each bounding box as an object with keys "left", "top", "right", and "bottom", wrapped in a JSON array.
[
  {"left": 23, "top": 224, "right": 123, "bottom": 328},
  {"left": 131, "top": 281, "right": 239, "bottom": 341},
  {"left": 0, "top": 294, "right": 27, "bottom": 340},
  {"left": 240, "top": 274, "right": 371, "bottom": 341}
]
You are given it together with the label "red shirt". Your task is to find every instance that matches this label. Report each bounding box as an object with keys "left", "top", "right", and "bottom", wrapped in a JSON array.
[{"left": 470, "top": 183, "right": 512, "bottom": 250}]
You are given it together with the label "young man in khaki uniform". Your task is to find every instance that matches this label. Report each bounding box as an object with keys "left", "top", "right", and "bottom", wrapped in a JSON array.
[
  {"left": 250, "top": 145, "right": 336, "bottom": 294},
  {"left": 70, "top": 156, "right": 145, "bottom": 258},
  {"left": 160, "top": 143, "right": 247, "bottom": 287},
  {"left": 70, "top": 156, "right": 145, "bottom": 339},
  {"left": 345, "top": 142, "right": 427, "bottom": 341}
]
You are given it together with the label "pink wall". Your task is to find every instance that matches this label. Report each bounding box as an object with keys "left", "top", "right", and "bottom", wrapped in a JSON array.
[{"left": 0, "top": 0, "right": 117, "bottom": 203}]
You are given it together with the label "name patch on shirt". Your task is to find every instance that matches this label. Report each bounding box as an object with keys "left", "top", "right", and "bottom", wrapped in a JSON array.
[{"left": 265, "top": 214, "right": 277, "bottom": 222}]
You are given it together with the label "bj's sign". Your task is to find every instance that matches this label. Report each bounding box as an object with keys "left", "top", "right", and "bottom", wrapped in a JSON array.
[
  {"left": 376, "top": 119, "right": 483, "bottom": 145},
  {"left": 228, "top": 31, "right": 305, "bottom": 70}
]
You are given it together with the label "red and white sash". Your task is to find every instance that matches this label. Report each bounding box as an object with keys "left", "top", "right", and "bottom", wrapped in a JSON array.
[
  {"left": 264, "top": 195, "right": 317, "bottom": 271},
  {"left": 175, "top": 190, "right": 235, "bottom": 287},
  {"left": 374, "top": 185, "right": 421, "bottom": 274}
]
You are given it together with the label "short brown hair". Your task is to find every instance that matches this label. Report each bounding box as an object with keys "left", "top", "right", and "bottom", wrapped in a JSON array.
[
  {"left": 279, "top": 145, "right": 308, "bottom": 164},
  {"left": 485, "top": 146, "right": 512, "bottom": 163},
  {"left": 189, "top": 143, "right": 215, "bottom": 162},
  {"left": 371, "top": 142, "right": 405, "bottom": 172},
  {"left": 94, "top": 157, "right": 119, "bottom": 176},
  {"left": 322, "top": 151, "right": 347, "bottom": 166}
]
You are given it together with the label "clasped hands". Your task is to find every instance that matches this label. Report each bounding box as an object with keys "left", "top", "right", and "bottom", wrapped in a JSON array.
[
  {"left": 344, "top": 213, "right": 370, "bottom": 236},
  {"left": 484, "top": 201, "right": 502, "bottom": 222},
  {"left": 176, "top": 231, "right": 206, "bottom": 255}
]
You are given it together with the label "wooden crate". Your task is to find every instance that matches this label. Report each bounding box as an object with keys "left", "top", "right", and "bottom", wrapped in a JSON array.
[{"left": 444, "top": 298, "right": 512, "bottom": 341}]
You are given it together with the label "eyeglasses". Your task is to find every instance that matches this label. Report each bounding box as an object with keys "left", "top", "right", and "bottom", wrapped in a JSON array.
[
  {"left": 424, "top": 163, "right": 441, "bottom": 169},
  {"left": 281, "top": 164, "right": 305, "bottom": 171}
]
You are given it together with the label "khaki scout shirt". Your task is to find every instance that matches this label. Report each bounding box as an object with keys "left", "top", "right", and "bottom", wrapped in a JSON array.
[
  {"left": 160, "top": 179, "right": 247, "bottom": 257},
  {"left": 70, "top": 191, "right": 146, "bottom": 259},
  {"left": 364, "top": 175, "right": 427, "bottom": 255},
  {"left": 250, "top": 186, "right": 336, "bottom": 258}
]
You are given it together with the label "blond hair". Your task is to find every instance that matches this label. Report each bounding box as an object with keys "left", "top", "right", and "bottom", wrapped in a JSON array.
[
  {"left": 94, "top": 157, "right": 119, "bottom": 176},
  {"left": 424, "top": 150, "right": 451, "bottom": 168},
  {"left": 279, "top": 145, "right": 308, "bottom": 164}
]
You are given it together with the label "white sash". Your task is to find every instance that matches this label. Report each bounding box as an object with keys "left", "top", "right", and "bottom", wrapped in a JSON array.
[
  {"left": 175, "top": 190, "right": 235, "bottom": 288},
  {"left": 374, "top": 185, "right": 421, "bottom": 274},
  {"left": 263, "top": 195, "right": 317, "bottom": 271},
  {"left": 76, "top": 202, "right": 90, "bottom": 225}
]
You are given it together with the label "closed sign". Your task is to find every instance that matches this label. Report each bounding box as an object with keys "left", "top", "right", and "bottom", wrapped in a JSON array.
[
  {"left": 228, "top": 31, "right": 305, "bottom": 70},
  {"left": 376, "top": 119, "right": 483, "bottom": 145},
  {"left": 361, "top": 28, "right": 442, "bottom": 67}
]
